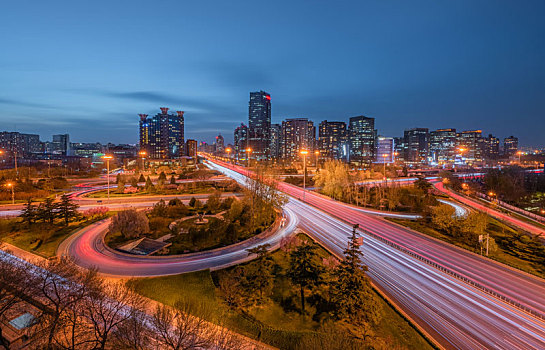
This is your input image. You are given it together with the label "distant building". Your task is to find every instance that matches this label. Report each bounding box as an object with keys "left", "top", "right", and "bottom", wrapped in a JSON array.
[
  {"left": 318, "top": 120, "right": 347, "bottom": 160},
  {"left": 404, "top": 128, "right": 429, "bottom": 164},
  {"left": 106, "top": 143, "right": 137, "bottom": 160},
  {"left": 483, "top": 134, "right": 500, "bottom": 160},
  {"left": 375, "top": 137, "right": 395, "bottom": 163},
  {"left": 215, "top": 134, "right": 225, "bottom": 154},
  {"left": 281, "top": 118, "right": 315, "bottom": 160},
  {"left": 248, "top": 91, "right": 271, "bottom": 161},
  {"left": 71, "top": 142, "right": 103, "bottom": 158},
  {"left": 503, "top": 136, "right": 518, "bottom": 158},
  {"left": 186, "top": 139, "right": 197, "bottom": 158},
  {"left": 457, "top": 130, "right": 483, "bottom": 164},
  {"left": 139, "top": 108, "right": 185, "bottom": 159},
  {"left": 348, "top": 116, "right": 376, "bottom": 166},
  {"left": 270, "top": 123, "right": 282, "bottom": 159},
  {"left": 52, "top": 134, "right": 71, "bottom": 156},
  {"left": 0, "top": 131, "right": 41, "bottom": 157},
  {"left": 234, "top": 123, "right": 248, "bottom": 160},
  {"left": 393, "top": 136, "right": 406, "bottom": 162},
  {"left": 429, "top": 128, "right": 457, "bottom": 164}
]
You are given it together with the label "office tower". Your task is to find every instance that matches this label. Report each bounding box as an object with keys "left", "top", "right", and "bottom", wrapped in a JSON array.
[
  {"left": 503, "top": 136, "right": 519, "bottom": 157},
  {"left": 318, "top": 120, "right": 347, "bottom": 160},
  {"left": 457, "top": 130, "right": 484, "bottom": 164},
  {"left": 72, "top": 143, "right": 103, "bottom": 158},
  {"left": 429, "top": 128, "right": 457, "bottom": 165},
  {"left": 234, "top": 123, "right": 248, "bottom": 160},
  {"left": 348, "top": 116, "right": 376, "bottom": 166},
  {"left": 186, "top": 139, "right": 197, "bottom": 158},
  {"left": 281, "top": 118, "right": 315, "bottom": 160},
  {"left": 375, "top": 137, "right": 395, "bottom": 163},
  {"left": 404, "top": 128, "right": 429, "bottom": 163},
  {"left": 248, "top": 91, "right": 271, "bottom": 160},
  {"left": 270, "top": 123, "right": 282, "bottom": 159},
  {"left": 483, "top": 134, "right": 500, "bottom": 160},
  {"left": 139, "top": 108, "right": 185, "bottom": 159},
  {"left": 52, "top": 134, "right": 71, "bottom": 156},
  {"left": 215, "top": 134, "right": 225, "bottom": 154},
  {"left": 393, "top": 137, "right": 406, "bottom": 162}
]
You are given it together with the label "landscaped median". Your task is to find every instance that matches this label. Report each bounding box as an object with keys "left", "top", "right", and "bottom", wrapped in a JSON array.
[{"left": 129, "top": 233, "right": 433, "bottom": 350}]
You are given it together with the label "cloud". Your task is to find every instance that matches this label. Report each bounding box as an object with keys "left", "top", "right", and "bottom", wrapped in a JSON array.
[{"left": 0, "top": 97, "right": 55, "bottom": 109}]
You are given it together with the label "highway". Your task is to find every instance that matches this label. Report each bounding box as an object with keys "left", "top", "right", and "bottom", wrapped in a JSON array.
[
  {"left": 434, "top": 181, "right": 545, "bottom": 237},
  {"left": 207, "top": 159, "right": 545, "bottom": 350}
]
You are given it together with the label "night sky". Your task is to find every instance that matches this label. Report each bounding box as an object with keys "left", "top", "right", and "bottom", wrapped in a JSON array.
[{"left": 0, "top": 1, "right": 543, "bottom": 146}]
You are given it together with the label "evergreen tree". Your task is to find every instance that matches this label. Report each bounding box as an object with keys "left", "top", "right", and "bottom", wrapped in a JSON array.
[
  {"left": 158, "top": 171, "right": 167, "bottom": 182},
  {"left": 138, "top": 174, "right": 145, "bottom": 183},
  {"left": 244, "top": 244, "right": 274, "bottom": 303},
  {"left": 57, "top": 194, "right": 80, "bottom": 226},
  {"left": 170, "top": 175, "right": 176, "bottom": 185},
  {"left": 19, "top": 199, "right": 37, "bottom": 227},
  {"left": 130, "top": 177, "right": 138, "bottom": 187},
  {"left": 37, "top": 197, "right": 57, "bottom": 224},
  {"left": 145, "top": 176, "right": 155, "bottom": 192},
  {"left": 331, "top": 224, "right": 382, "bottom": 338},
  {"left": 287, "top": 243, "right": 325, "bottom": 314},
  {"left": 116, "top": 177, "right": 126, "bottom": 194}
]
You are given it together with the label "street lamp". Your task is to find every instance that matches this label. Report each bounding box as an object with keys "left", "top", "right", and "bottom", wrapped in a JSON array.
[
  {"left": 381, "top": 153, "right": 389, "bottom": 181},
  {"left": 245, "top": 148, "right": 252, "bottom": 176},
  {"left": 300, "top": 150, "right": 309, "bottom": 201},
  {"left": 5, "top": 182, "right": 14, "bottom": 205},
  {"left": 314, "top": 150, "right": 320, "bottom": 167},
  {"left": 517, "top": 151, "right": 523, "bottom": 164},
  {"left": 102, "top": 155, "right": 114, "bottom": 201},
  {"left": 138, "top": 151, "right": 147, "bottom": 171},
  {"left": 225, "top": 147, "right": 232, "bottom": 163}
]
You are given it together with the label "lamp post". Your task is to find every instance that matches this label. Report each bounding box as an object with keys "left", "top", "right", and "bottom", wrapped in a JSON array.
[
  {"left": 382, "top": 153, "right": 389, "bottom": 181},
  {"left": 245, "top": 148, "right": 252, "bottom": 176},
  {"left": 488, "top": 191, "right": 497, "bottom": 204},
  {"left": 300, "top": 150, "right": 309, "bottom": 202},
  {"left": 226, "top": 148, "right": 232, "bottom": 163},
  {"left": 138, "top": 151, "right": 147, "bottom": 172},
  {"left": 517, "top": 151, "right": 523, "bottom": 164},
  {"left": 314, "top": 150, "right": 320, "bottom": 168},
  {"left": 102, "top": 155, "right": 113, "bottom": 201},
  {"left": 5, "top": 182, "right": 14, "bottom": 205}
]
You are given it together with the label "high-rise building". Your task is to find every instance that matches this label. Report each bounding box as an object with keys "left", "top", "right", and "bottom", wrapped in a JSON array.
[
  {"left": 393, "top": 136, "right": 406, "bottom": 162},
  {"left": 483, "top": 134, "right": 500, "bottom": 160},
  {"left": 404, "top": 128, "right": 429, "bottom": 163},
  {"left": 375, "top": 137, "right": 395, "bottom": 163},
  {"left": 234, "top": 123, "right": 248, "bottom": 160},
  {"left": 215, "top": 134, "right": 225, "bottom": 154},
  {"left": 52, "top": 134, "right": 71, "bottom": 156},
  {"left": 72, "top": 143, "right": 103, "bottom": 158},
  {"left": 248, "top": 91, "right": 271, "bottom": 160},
  {"left": 503, "top": 136, "right": 519, "bottom": 158},
  {"left": 348, "top": 116, "right": 376, "bottom": 166},
  {"left": 139, "top": 108, "right": 185, "bottom": 159},
  {"left": 270, "top": 123, "right": 282, "bottom": 159},
  {"left": 186, "top": 139, "right": 197, "bottom": 158},
  {"left": 429, "top": 128, "right": 457, "bottom": 164},
  {"left": 0, "top": 131, "right": 41, "bottom": 157},
  {"left": 281, "top": 118, "right": 315, "bottom": 160},
  {"left": 457, "top": 130, "right": 484, "bottom": 164},
  {"left": 318, "top": 120, "right": 347, "bottom": 160}
]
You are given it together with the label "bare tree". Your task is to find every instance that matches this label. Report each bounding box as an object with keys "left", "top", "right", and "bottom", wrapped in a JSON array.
[
  {"left": 151, "top": 300, "right": 214, "bottom": 350},
  {"left": 83, "top": 281, "right": 146, "bottom": 350},
  {"left": 111, "top": 309, "right": 155, "bottom": 350}
]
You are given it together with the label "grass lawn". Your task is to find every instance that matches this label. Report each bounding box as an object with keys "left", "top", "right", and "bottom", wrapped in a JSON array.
[
  {"left": 0, "top": 215, "right": 112, "bottom": 258},
  {"left": 86, "top": 186, "right": 224, "bottom": 198},
  {"left": 388, "top": 217, "right": 545, "bottom": 279},
  {"left": 129, "top": 235, "right": 433, "bottom": 350}
]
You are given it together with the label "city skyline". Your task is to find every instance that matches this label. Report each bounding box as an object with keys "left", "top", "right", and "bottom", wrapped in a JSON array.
[{"left": 0, "top": 1, "right": 543, "bottom": 146}]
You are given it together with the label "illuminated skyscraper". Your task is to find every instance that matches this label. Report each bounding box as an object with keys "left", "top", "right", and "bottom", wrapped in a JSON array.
[
  {"left": 248, "top": 91, "right": 271, "bottom": 160},
  {"left": 503, "top": 136, "right": 519, "bottom": 157},
  {"left": 429, "top": 128, "right": 457, "bottom": 164},
  {"left": 234, "top": 123, "right": 248, "bottom": 160},
  {"left": 404, "top": 128, "right": 429, "bottom": 163},
  {"left": 348, "top": 116, "right": 376, "bottom": 166},
  {"left": 281, "top": 118, "right": 315, "bottom": 160},
  {"left": 318, "top": 120, "right": 347, "bottom": 160},
  {"left": 139, "top": 107, "right": 184, "bottom": 159},
  {"left": 270, "top": 123, "right": 282, "bottom": 159}
]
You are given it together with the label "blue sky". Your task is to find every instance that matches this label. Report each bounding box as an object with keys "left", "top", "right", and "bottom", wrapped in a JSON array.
[{"left": 0, "top": 0, "right": 543, "bottom": 146}]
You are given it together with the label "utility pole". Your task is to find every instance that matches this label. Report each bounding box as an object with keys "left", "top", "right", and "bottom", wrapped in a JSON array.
[{"left": 300, "top": 150, "right": 308, "bottom": 202}]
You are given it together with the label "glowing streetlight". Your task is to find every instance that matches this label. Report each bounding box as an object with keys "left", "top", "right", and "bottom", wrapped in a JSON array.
[
  {"left": 517, "top": 151, "right": 523, "bottom": 164},
  {"left": 300, "top": 150, "right": 309, "bottom": 201},
  {"left": 5, "top": 182, "right": 14, "bottom": 205},
  {"left": 381, "top": 153, "right": 389, "bottom": 180},
  {"left": 245, "top": 148, "right": 252, "bottom": 175},
  {"left": 225, "top": 147, "right": 232, "bottom": 162},
  {"left": 102, "top": 155, "right": 114, "bottom": 201},
  {"left": 314, "top": 150, "right": 320, "bottom": 167},
  {"left": 138, "top": 151, "right": 147, "bottom": 171}
]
